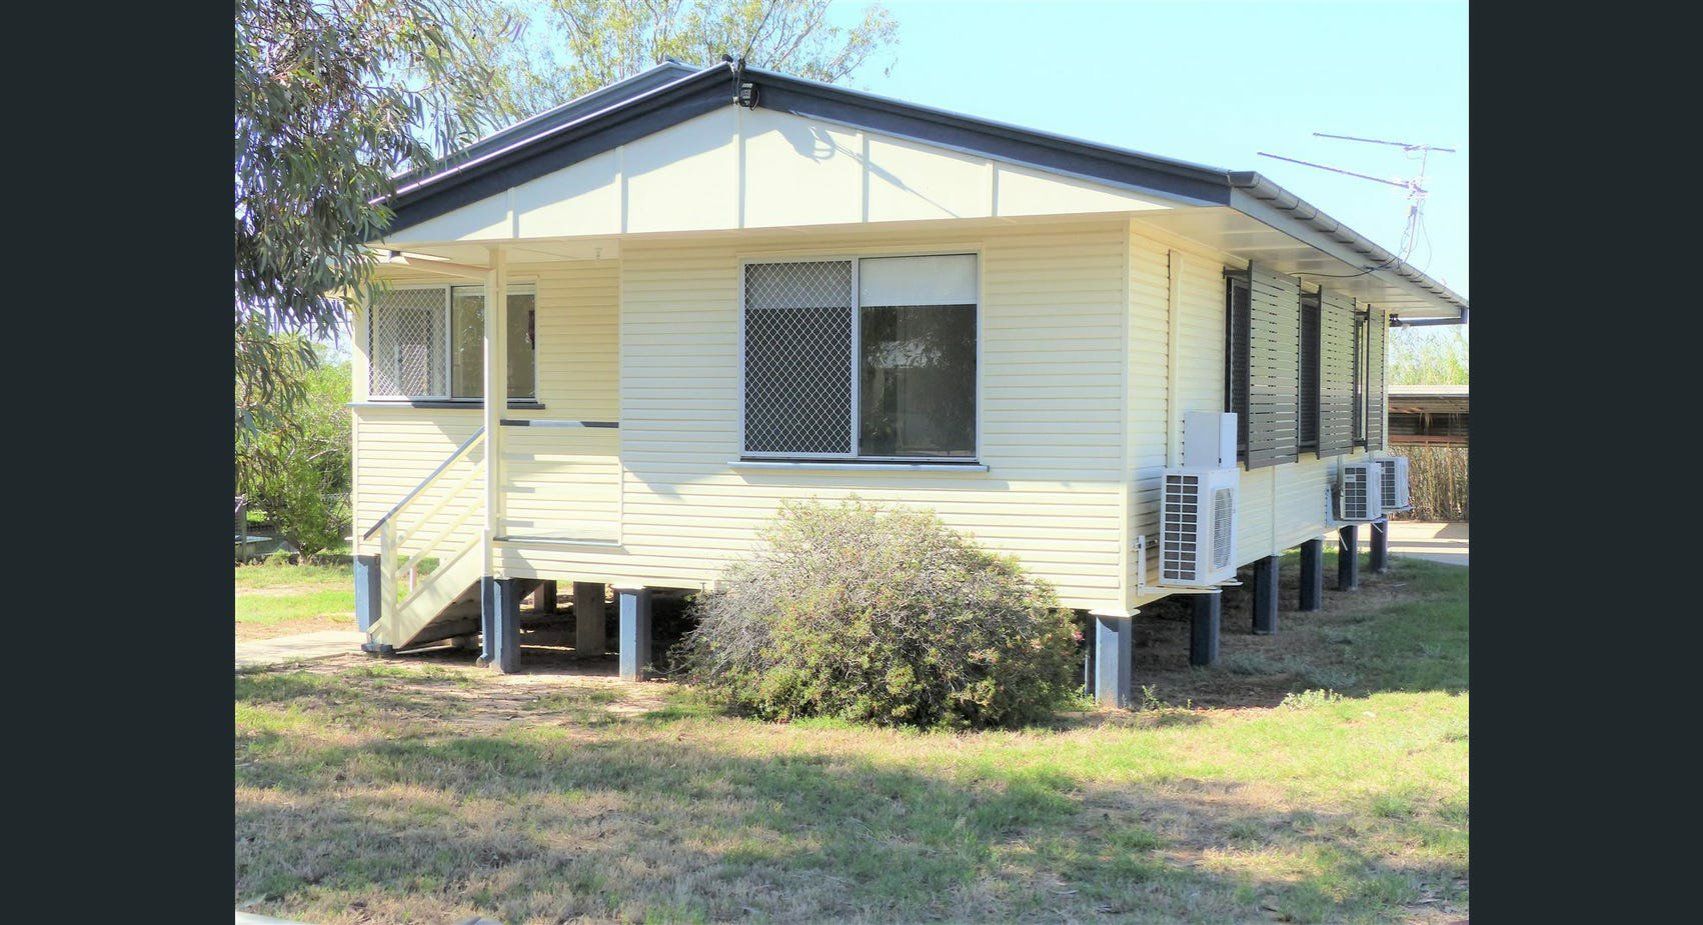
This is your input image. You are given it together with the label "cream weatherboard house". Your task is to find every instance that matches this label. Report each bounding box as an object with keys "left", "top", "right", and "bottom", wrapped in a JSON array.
[{"left": 349, "top": 60, "right": 1467, "bottom": 706}]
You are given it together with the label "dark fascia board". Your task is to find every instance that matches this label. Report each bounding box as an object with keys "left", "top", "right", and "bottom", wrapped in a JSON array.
[
  {"left": 1228, "top": 172, "right": 1467, "bottom": 321},
  {"left": 376, "top": 63, "right": 1467, "bottom": 322},
  {"left": 391, "top": 61, "right": 701, "bottom": 190},
  {"left": 744, "top": 66, "right": 1232, "bottom": 208},
  {"left": 377, "top": 63, "right": 735, "bottom": 234}
]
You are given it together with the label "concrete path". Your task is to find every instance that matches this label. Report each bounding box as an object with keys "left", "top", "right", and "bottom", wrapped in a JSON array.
[
  {"left": 1386, "top": 520, "right": 1468, "bottom": 567},
  {"left": 235, "top": 630, "right": 367, "bottom": 669}
]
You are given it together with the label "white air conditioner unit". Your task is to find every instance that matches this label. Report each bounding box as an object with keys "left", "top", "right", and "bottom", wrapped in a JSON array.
[
  {"left": 1371, "top": 455, "right": 1411, "bottom": 512},
  {"left": 1335, "top": 460, "right": 1385, "bottom": 523},
  {"left": 1159, "top": 466, "right": 1239, "bottom": 587}
]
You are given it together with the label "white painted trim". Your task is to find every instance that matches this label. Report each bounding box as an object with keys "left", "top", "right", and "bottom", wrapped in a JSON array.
[
  {"left": 451, "top": 282, "right": 539, "bottom": 402},
  {"left": 1117, "top": 220, "right": 1133, "bottom": 611},
  {"left": 363, "top": 281, "right": 539, "bottom": 402},
  {"left": 1166, "top": 249, "right": 1184, "bottom": 467},
  {"left": 493, "top": 536, "right": 623, "bottom": 549}
]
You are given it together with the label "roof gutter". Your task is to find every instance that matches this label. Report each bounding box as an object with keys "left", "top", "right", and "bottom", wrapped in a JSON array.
[
  {"left": 746, "top": 65, "right": 1232, "bottom": 207},
  {"left": 371, "top": 62, "right": 734, "bottom": 226},
  {"left": 1227, "top": 172, "right": 1467, "bottom": 322}
]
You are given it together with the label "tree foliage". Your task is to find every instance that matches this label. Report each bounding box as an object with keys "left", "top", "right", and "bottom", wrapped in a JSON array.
[
  {"left": 235, "top": 0, "right": 506, "bottom": 434},
  {"left": 467, "top": 0, "right": 899, "bottom": 126},
  {"left": 238, "top": 354, "right": 354, "bottom": 557}
]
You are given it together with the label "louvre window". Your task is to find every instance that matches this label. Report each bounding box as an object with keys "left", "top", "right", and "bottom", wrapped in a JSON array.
[
  {"left": 743, "top": 255, "right": 978, "bottom": 460},
  {"left": 1317, "top": 290, "right": 1358, "bottom": 457},
  {"left": 367, "top": 285, "right": 536, "bottom": 400},
  {"left": 1227, "top": 267, "right": 1367, "bottom": 467},
  {"left": 1229, "top": 264, "right": 1302, "bottom": 470},
  {"left": 1224, "top": 275, "right": 1251, "bottom": 460},
  {"left": 1365, "top": 307, "right": 1388, "bottom": 450}
]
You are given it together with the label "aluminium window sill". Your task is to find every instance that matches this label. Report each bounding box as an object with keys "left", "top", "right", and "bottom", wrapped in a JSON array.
[
  {"left": 349, "top": 399, "right": 545, "bottom": 410},
  {"left": 730, "top": 459, "right": 988, "bottom": 473}
]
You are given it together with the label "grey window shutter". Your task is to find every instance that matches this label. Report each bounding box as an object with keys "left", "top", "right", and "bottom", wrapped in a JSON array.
[
  {"left": 1224, "top": 274, "right": 1251, "bottom": 458},
  {"left": 1245, "top": 263, "right": 1300, "bottom": 468},
  {"left": 1366, "top": 306, "right": 1388, "bottom": 450},
  {"left": 1317, "top": 290, "right": 1356, "bottom": 457},
  {"left": 1299, "top": 293, "right": 1320, "bottom": 451}
]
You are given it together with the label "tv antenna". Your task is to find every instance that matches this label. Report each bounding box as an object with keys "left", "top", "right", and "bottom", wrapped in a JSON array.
[{"left": 1258, "top": 133, "right": 1455, "bottom": 264}]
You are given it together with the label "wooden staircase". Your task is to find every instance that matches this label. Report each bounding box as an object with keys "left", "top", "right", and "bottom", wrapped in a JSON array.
[{"left": 363, "top": 428, "right": 492, "bottom": 651}]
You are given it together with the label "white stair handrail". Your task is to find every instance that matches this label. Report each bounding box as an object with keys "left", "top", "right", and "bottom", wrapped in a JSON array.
[{"left": 361, "top": 426, "right": 487, "bottom": 542}]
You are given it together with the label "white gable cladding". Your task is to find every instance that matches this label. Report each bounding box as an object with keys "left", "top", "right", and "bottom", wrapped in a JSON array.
[{"left": 383, "top": 107, "right": 1179, "bottom": 245}]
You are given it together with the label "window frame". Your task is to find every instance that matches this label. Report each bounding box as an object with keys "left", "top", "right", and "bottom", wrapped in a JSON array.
[
  {"left": 737, "top": 251, "right": 982, "bottom": 464},
  {"left": 1298, "top": 290, "right": 1321, "bottom": 454},
  {"left": 365, "top": 281, "right": 538, "bottom": 403}
]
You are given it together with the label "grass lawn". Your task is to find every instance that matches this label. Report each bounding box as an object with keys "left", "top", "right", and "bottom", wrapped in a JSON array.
[
  {"left": 235, "top": 555, "right": 1467, "bottom": 924},
  {"left": 236, "top": 560, "right": 355, "bottom": 641}
]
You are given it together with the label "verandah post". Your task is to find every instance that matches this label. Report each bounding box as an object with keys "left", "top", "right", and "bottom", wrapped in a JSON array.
[
  {"left": 482, "top": 577, "right": 521, "bottom": 673},
  {"left": 1338, "top": 525, "right": 1360, "bottom": 591},
  {"left": 1369, "top": 517, "right": 1390, "bottom": 573},
  {"left": 479, "top": 247, "right": 510, "bottom": 668},
  {"left": 617, "top": 587, "right": 653, "bottom": 681},
  {"left": 1093, "top": 611, "right": 1133, "bottom": 709},
  {"left": 1190, "top": 593, "right": 1221, "bottom": 666},
  {"left": 1252, "top": 555, "right": 1279, "bottom": 635},
  {"left": 574, "top": 582, "right": 607, "bottom": 657},
  {"left": 1299, "top": 537, "right": 1324, "bottom": 611},
  {"left": 532, "top": 580, "right": 558, "bottom": 614},
  {"left": 354, "top": 554, "right": 381, "bottom": 634}
]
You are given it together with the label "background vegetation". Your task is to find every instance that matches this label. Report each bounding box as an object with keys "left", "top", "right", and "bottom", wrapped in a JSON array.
[
  {"left": 236, "top": 353, "right": 353, "bottom": 556},
  {"left": 1388, "top": 326, "right": 1468, "bottom": 386},
  {"left": 1387, "top": 326, "right": 1468, "bottom": 520}
]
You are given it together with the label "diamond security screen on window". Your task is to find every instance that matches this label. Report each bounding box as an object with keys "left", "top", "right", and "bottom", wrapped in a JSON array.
[
  {"left": 369, "top": 288, "right": 446, "bottom": 398},
  {"left": 857, "top": 256, "right": 976, "bottom": 458},
  {"left": 741, "top": 255, "right": 978, "bottom": 460},
  {"left": 743, "top": 261, "right": 855, "bottom": 455},
  {"left": 449, "top": 287, "right": 537, "bottom": 399}
]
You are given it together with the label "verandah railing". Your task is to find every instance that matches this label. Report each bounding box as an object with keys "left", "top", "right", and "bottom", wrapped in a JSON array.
[{"left": 361, "top": 427, "right": 488, "bottom": 640}]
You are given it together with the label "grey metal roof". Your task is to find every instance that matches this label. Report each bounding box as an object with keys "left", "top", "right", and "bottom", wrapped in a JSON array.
[{"left": 379, "top": 60, "right": 1467, "bottom": 322}]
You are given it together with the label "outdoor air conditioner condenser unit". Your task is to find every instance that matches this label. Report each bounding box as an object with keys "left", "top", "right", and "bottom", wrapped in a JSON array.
[
  {"left": 1335, "top": 460, "right": 1385, "bottom": 523},
  {"left": 1159, "top": 466, "right": 1240, "bottom": 587},
  {"left": 1372, "top": 455, "right": 1412, "bottom": 513}
]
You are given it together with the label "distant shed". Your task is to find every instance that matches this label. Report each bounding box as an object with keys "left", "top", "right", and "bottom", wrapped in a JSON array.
[{"left": 1388, "top": 384, "right": 1468, "bottom": 446}]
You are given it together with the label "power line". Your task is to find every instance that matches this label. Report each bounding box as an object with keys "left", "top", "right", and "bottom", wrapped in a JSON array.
[{"left": 1259, "top": 133, "right": 1455, "bottom": 264}]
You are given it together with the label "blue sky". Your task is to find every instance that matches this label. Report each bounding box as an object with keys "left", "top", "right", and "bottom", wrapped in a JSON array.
[{"left": 830, "top": 0, "right": 1468, "bottom": 298}]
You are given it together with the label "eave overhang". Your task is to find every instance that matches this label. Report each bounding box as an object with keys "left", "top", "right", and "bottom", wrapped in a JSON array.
[{"left": 375, "top": 61, "right": 1467, "bottom": 323}]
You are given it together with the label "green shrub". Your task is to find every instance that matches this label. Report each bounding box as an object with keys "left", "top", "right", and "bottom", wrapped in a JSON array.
[
  {"left": 236, "top": 356, "right": 351, "bottom": 557},
  {"left": 675, "top": 499, "right": 1080, "bottom": 730}
]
